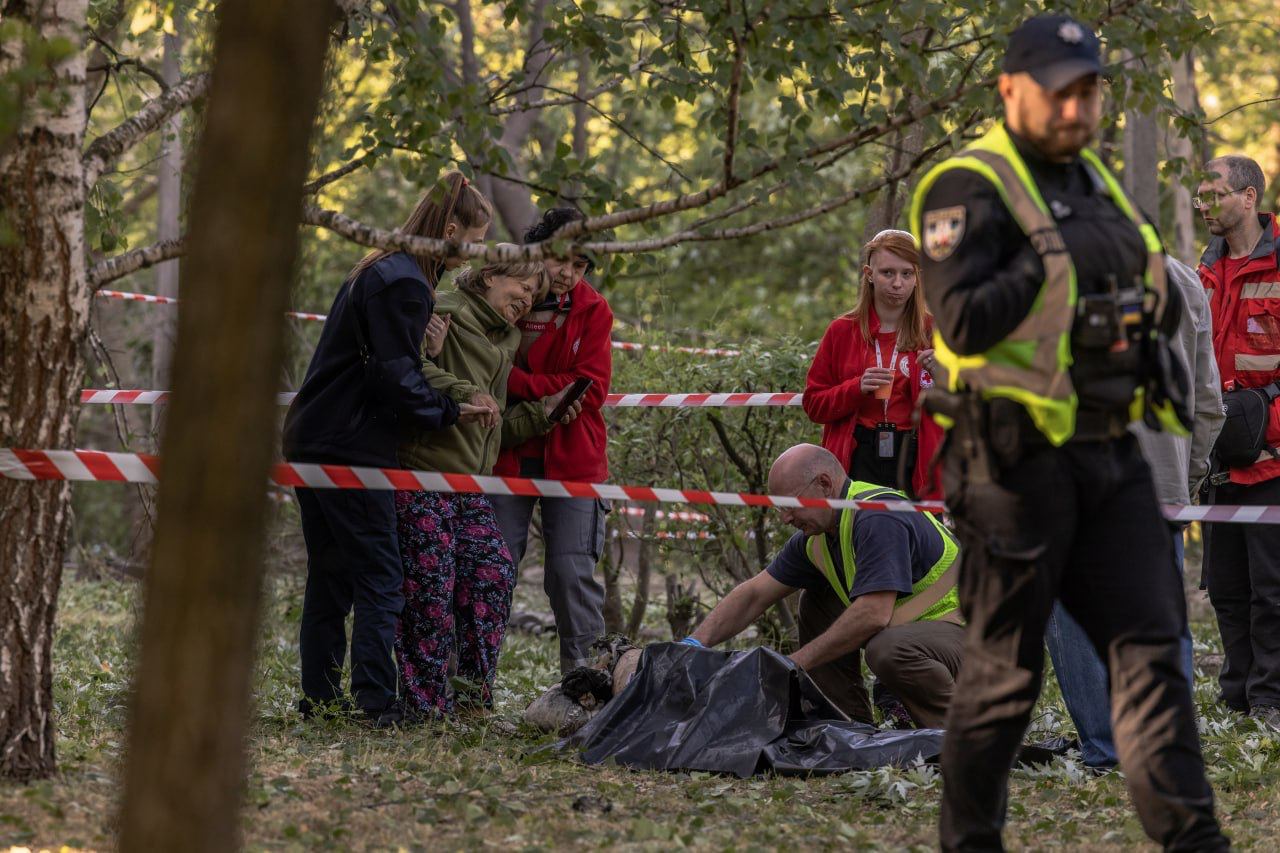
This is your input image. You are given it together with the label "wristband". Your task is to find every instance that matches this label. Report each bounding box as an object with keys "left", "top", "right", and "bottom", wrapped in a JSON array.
[{"left": 678, "top": 636, "right": 704, "bottom": 648}]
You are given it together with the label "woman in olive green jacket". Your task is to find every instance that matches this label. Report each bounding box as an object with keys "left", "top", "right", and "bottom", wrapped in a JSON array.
[{"left": 393, "top": 250, "right": 580, "bottom": 717}]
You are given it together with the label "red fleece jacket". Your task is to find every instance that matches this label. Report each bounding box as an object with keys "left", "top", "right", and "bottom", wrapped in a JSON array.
[
  {"left": 802, "top": 311, "right": 943, "bottom": 499},
  {"left": 1199, "top": 213, "right": 1280, "bottom": 486},
  {"left": 496, "top": 278, "right": 613, "bottom": 483}
]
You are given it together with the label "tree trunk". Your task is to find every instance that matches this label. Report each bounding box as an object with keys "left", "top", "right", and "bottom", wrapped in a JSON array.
[
  {"left": 601, "top": 539, "right": 624, "bottom": 634},
  {"left": 117, "top": 1, "right": 331, "bottom": 848},
  {"left": 1168, "top": 50, "right": 1199, "bottom": 264},
  {"left": 625, "top": 505, "right": 655, "bottom": 638},
  {"left": 151, "top": 23, "right": 184, "bottom": 433},
  {"left": 0, "top": 0, "right": 90, "bottom": 781},
  {"left": 1123, "top": 107, "right": 1161, "bottom": 221}
]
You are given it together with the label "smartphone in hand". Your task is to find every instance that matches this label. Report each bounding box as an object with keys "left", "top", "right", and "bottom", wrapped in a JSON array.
[{"left": 548, "top": 377, "right": 593, "bottom": 423}]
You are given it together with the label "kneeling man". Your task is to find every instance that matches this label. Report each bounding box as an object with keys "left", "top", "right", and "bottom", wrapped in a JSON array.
[{"left": 685, "top": 444, "right": 964, "bottom": 727}]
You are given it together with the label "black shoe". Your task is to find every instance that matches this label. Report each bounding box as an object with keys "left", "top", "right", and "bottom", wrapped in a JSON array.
[
  {"left": 362, "top": 704, "right": 406, "bottom": 729},
  {"left": 1248, "top": 705, "right": 1280, "bottom": 732}
]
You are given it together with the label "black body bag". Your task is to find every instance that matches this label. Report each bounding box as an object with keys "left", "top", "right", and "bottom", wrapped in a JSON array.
[{"left": 1214, "top": 382, "right": 1280, "bottom": 468}]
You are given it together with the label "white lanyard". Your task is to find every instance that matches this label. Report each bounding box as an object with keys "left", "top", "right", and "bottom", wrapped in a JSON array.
[{"left": 873, "top": 333, "right": 900, "bottom": 420}]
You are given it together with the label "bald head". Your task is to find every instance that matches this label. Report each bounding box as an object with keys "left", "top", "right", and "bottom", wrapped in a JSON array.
[
  {"left": 769, "top": 444, "right": 846, "bottom": 536},
  {"left": 769, "top": 444, "right": 845, "bottom": 494}
]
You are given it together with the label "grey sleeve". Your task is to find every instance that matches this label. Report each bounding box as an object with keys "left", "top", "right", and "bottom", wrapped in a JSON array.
[{"left": 1189, "top": 282, "right": 1224, "bottom": 498}]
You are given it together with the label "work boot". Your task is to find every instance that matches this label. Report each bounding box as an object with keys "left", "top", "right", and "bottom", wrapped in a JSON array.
[{"left": 1248, "top": 705, "right": 1280, "bottom": 732}]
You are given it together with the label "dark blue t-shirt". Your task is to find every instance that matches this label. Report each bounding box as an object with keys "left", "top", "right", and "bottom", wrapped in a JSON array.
[{"left": 766, "top": 510, "right": 947, "bottom": 602}]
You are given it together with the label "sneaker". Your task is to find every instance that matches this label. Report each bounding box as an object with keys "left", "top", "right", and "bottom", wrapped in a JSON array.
[{"left": 1248, "top": 705, "right": 1280, "bottom": 732}]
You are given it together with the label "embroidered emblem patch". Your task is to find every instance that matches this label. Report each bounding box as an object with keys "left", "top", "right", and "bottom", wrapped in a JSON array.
[
  {"left": 1058, "top": 22, "right": 1084, "bottom": 44},
  {"left": 923, "top": 206, "right": 966, "bottom": 262},
  {"left": 899, "top": 355, "right": 911, "bottom": 377}
]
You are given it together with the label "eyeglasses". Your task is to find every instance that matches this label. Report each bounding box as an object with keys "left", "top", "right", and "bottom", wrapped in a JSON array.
[{"left": 1192, "top": 188, "right": 1248, "bottom": 209}]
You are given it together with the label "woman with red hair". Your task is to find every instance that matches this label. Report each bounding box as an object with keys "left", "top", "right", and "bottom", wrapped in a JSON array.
[{"left": 803, "top": 228, "right": 942, "bottom": 498}]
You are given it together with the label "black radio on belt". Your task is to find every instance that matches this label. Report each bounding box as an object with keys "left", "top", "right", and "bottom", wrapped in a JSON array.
[{"left": 1073, "top": 275, "right": 1147, "bottom": 351}]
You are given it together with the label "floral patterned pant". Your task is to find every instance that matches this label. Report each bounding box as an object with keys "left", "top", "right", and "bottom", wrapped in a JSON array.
[{"left": 394, "top": 490, "right": 516, "bottom": 715}]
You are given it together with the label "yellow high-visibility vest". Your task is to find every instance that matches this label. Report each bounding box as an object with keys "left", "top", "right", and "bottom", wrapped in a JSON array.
[
  {"left": 909, "top": 122, "right": 1185, "bottom": 444},
  {"left": 804, "top": 481, "right": 962, "bottom": 625}
]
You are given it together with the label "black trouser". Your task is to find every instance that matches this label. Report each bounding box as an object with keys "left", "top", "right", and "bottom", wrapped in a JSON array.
[
  {"left": 1205, "top": 475, "right": 1280, "bottom": 712},
  {"left": 296, "top": 488, "right": 404, "bottom": 714},
  {"left": 939, "top": 433, "right": 1225, "bottom": 851},
  {"left": 851, "top": 423, "right": 913, "bottom": 491}
]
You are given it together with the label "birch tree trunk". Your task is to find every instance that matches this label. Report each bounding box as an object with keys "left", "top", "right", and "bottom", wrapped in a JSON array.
[
  {"left": 117, "top": 0, "right": 332, "bottom": 847},
  {"left": 151, "top": 23, "right": 185, "bottom": 432},
  {"left": 0, "top": 0, "right": 90, "bottom": 781}
]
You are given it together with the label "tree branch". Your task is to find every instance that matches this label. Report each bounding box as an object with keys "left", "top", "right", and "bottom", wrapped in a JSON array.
[
  {"left": 722, "top": 29, "right": 745, "bottom": 187},
  {"left": 301, "top": 155, "right": 370, "bottom": 194},
  {"left": 83, "top": 72, "right": 212, "bottom": 189},
  {"left": 89, "top": 238, "right": 185, "bottom": 287}
]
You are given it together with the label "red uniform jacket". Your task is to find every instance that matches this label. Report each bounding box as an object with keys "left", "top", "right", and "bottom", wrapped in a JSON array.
[
  {"left": 802, "top": 309, "right": 943, "bottom": 499},
  {"left": 1199, "top": 213, "right": 1280, "bottom": 486},
  {"left": 496, "top": 278, "right": 613, "bottom": 483}
]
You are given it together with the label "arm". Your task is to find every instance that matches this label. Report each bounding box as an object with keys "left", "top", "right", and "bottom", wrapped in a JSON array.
[
  {"left": 1189, "top": 286, "right": 1225, "bottom": 495},
  {"left": 507, "top": 301, "right": 613, "bottom": 409},
  {"left": 362, "top": 279, "right": 459, "bottom": 430},
  {"left": 419, "top": 358, "right": 481, "bottom": 404},
  {"left": 802, "top": 321, "right": 868, "bottom": 424},
  {"left": 790, "top": 591, "right": 896, "bottom": 671},
  {"left": 501, "top": 400, "right": 554, "bottom": 448},
  {"left": 918, "top": 171, "right": 1046, "bottom": 356},
  {"left": 689, "top": 571, "right": 796, "bottom": 648}
]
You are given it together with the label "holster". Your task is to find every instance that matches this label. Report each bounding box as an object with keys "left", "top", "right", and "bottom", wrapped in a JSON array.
[{"left": 922, "top": 389, "right": 1001, "bottom": 485}]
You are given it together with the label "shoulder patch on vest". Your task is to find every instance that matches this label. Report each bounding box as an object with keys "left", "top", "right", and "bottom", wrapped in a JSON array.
[{"left": 923, "top": 206, "right": 966, "bottom": 261}]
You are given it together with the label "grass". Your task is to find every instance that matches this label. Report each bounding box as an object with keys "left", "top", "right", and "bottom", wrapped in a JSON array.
[{"left": 3, "top": 563, "right": 1280, "bottom": 850}]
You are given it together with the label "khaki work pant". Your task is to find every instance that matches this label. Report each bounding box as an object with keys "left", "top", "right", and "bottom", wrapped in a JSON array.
[{"left": 797, "top": 583, "right": 964, "bottom": 727}]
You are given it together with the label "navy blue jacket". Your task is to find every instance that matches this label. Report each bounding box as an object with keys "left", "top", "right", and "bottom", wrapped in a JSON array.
[{"left": 283, "top": 253, "right": 460, "bottom": 466}]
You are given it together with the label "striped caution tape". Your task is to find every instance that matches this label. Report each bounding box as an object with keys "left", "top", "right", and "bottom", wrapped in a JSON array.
[
  {"left": 96, "top": 289, "right": 327, "bottom": 322},
  {"left": 95, "top": 289, "right": 738, "bottom": 357},
  {"left": 78, "top": 389, "right": 803, "bottom": 408},
  {"left": 3, "top": 447, "right": 1277, "bottom": 524},
  {"left": 618, "top": 506, "right": 711, "bottom": 522}
]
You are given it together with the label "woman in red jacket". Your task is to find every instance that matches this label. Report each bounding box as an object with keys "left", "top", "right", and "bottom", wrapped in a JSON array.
[
  {"left": 803, "top": 229, "right": 942, "bottom": 498},
  {"left": 492, "top": 208, "right": 614, "bottom": 674}
]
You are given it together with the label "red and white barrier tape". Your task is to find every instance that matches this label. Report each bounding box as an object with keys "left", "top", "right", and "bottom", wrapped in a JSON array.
[
  {"left": 96, "top": 289, "right": 327, "bottom": 322},
  {"left": 4, "top": 447, "right": 1277, "bottom": 524},
  {"left": 78, "top": 389, "right": 803, "bottom": 409},
  {"left": 612, "top": 529, "right": 718, "bottom": 541},
  {"left": 618, "top": 506, "right": 711, "bottom": 522},
  {"left": 95, "top": 289, "right": 736, "bottom": 357}
]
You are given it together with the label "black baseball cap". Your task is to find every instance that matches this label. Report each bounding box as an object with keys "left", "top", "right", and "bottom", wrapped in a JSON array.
[{"left": 1003, "top": 14, "right": 1102, "bottom": 92}]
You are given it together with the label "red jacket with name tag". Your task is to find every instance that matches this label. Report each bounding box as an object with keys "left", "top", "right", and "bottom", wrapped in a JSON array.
[{"left": 1198, "top": 212, "right": 1280, "bottom": 485}]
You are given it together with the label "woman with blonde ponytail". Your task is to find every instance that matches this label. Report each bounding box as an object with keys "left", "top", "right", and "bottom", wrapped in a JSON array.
[{"left": 282, "top": 172, "right": 495, "bottom": 727}]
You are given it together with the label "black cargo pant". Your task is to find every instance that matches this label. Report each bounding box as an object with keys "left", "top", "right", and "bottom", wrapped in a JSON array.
[
  {"left": 1205, "top": 475, "right": 1280, "bottom": 712},
  {"left": 939, "top": 434, "right": 1225, "bottom": 851},
  {"left": 296, "top": 488, "right": 404, "bottom": 714}
]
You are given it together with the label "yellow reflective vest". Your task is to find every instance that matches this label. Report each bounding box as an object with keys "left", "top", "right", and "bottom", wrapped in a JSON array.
[
  {"left": 803, "top": 481, "right": 962, "bottom": 625},
  {"left": 909, "top": 122, "right": 1185, "bottom": 445}
]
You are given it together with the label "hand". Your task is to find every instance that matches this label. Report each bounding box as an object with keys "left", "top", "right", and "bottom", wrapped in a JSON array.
[
  {"left": 860, "top": 366, "right": 895, "bottom": 395},
  {"left": 457, "top": 402, "right": 490, "bottom": 425},
  {"left": 919, "top": 348, "right": 937, "bottom": 375},
  {"left": 424, "top": 314, "right": 450, "bottom": 359},
  {"left": 543, "top": 384, "right": 584, "bottom": 425},
  {"left": 468, "top": 391, "right": 501, "bottom": 429}
]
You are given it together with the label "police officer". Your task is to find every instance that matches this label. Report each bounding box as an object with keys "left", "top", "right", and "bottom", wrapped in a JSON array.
[{"left": 909, "top": 15, "right": 1227, "bottom": 851}]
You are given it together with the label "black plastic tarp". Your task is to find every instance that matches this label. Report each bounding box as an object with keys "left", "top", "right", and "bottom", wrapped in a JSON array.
[{"left": 559, "top": 643, "right": 947, "bottom": 777}]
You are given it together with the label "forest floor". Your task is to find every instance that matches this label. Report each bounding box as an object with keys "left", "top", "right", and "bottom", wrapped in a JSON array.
[{"left": 3, "top": 565, "right": 1280, "bottom": 851}]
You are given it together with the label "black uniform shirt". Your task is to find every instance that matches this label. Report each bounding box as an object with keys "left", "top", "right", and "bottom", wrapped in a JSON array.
[{"left": 919, "top": 131, "right": 1150, "bottom": 412}]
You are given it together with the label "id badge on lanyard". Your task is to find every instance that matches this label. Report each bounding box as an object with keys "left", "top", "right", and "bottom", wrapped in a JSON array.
[{"left": 874, "top": 335, "right": 900, "bottom": 459}]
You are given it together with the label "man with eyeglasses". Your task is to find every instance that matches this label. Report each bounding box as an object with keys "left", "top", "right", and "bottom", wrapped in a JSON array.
[
  {"left": 678, "top": 443, "right": 964, "bottom": 729},
  {"left": 1195, "top": 155, "right": 1280, "bottom": 729},
  {"left": 910, "top": 13, "right": 1225, "bottom": 851}
]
